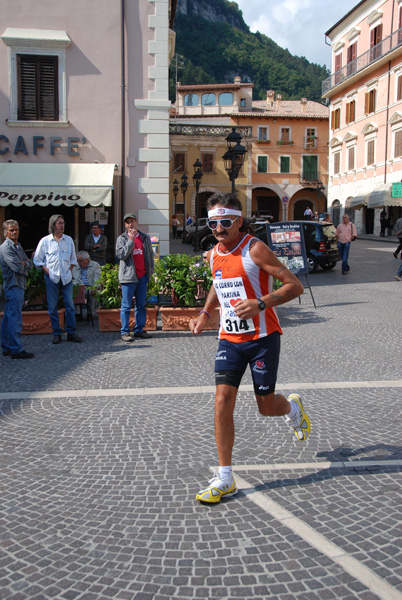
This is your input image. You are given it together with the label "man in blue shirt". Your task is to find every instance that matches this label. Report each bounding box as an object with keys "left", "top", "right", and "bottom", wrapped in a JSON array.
[
  {"left": 34, "top": 214, "right": 83, "bottom": 344},
  {"left": 0, "top": 219, "right": 34, "bottom": 359}
]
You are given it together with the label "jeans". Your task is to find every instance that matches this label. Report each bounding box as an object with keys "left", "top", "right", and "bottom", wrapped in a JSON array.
[
  {"left": 337, "top": 242, "right": 351, "bottom": 273},
  {"left": 1, "top": 286, "right": 24, "bottom": 354},
  {"left": 397, "top": 262, "right": 402, "bottom": 277},
  {"left": 45, "top": 276, "right": 76, "bottom": 335},
  {"left": 120, "top": 274, "right": 148, "bottom": 334}
]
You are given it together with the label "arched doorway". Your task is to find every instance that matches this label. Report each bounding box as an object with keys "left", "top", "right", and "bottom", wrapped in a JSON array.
[
  {"left": 294, "top": 199, "right": 313, "bottom": 220},
  {"left": 252, "top": 188, "right": 281, "bottom": 221},
  {"left": 197, "top": 191, "right": 215, "bottom": 218},
  {"left": 332, "top": 200, "right": 341, "bottom": 227}
]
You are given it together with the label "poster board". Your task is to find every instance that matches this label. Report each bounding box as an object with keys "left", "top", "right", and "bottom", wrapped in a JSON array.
[{"left": 266, "top": 222, "right": 308, "bottom": 274}]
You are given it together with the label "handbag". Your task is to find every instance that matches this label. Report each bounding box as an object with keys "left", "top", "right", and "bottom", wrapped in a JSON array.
[{"left": 350, "top": 224, "right": 356, "bottom": 241}]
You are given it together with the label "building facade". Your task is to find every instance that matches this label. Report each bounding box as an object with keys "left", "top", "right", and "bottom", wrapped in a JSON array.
[
  {"left": 323, "top": 0, "right": 402, "bottom": 234},
  {"left": 0, "top": 0, "right": 176, "bottom": 256},
  {"left": 170, "top": 80, "right": 329, "bottom": 225}
]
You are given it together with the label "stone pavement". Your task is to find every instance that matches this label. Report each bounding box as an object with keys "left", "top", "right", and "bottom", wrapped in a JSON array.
[{"left": 0, "top": 238, "right": 401, "bottom": 600}]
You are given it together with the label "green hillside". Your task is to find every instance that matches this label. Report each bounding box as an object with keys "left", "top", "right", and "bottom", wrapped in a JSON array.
[{"left": 171, "top": 0, "right": 329, "bottom": 103}]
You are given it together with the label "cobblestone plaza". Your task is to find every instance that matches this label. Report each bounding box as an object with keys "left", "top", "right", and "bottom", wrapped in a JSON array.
[{"left": 0, "top": 238, "right": 401, "bottom": 600}]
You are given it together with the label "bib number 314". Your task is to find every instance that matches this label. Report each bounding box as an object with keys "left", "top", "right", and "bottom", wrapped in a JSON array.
[{"left": 224, "top": 318, "right": 250, "bottom": 333}]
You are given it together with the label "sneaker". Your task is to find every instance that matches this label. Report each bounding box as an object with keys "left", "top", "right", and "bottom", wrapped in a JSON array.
[
  {"left": 285, "top": 394, "right": 311, "bottom": 441},
  {"left": 52, "top": 335, "right": 62, "bottom": 344},
  {"left": 395, "top": 275, "right": 402, "bottom": 281},
  {"left": 196, "top": 468, "right": 238, "bottom": 504},
  {"left": 121, "top": 333, "right": 134, "bottom": 343},
  {"left": 134, "top": 331, "right": 152, "bottom": 339},
  {"left": 67, "top": 334, "right": 83, "bottom": 343},
  {"left": 2, "top": 350, "right": 11, "bottom": 356},
  {"left": 394, "top": 252, "right": 398, "bottom": 258},
  {"left": 11, "top": 350, "right": 34, "bottom": 359}
]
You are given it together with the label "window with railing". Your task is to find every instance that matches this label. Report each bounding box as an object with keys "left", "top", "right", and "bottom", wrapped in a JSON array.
[
  {"left": 347, "top": 42, "right": 357, "bottom": 76},
  {"left": 370, "top": 24, "right": 383, "bottom": 61}
]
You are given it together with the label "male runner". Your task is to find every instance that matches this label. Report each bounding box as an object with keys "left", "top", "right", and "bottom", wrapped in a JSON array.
[{"left": 190, "top": 193, "right": 310, "bottom": 503}]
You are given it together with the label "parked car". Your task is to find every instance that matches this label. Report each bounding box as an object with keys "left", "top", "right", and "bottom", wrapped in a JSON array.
[
  {"left": 253, "top": 220, "right": 340, "bottom": 273},
  {"left": 182, "top": 218, "right": 209, "bottom": 243},
  {"left": 194, "top": 219, "right": 340, "bottom": 273}
]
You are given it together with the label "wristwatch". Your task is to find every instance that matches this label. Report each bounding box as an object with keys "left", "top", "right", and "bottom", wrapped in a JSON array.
[{"left": 257, "top": 297, "right": 266, "bottom": 311}]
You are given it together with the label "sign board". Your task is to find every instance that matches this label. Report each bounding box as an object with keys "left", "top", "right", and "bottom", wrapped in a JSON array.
[
  {"left": 150, "top": 233, "right": 160, "bottom": 260},
  {"left": 392, "top": 182, "right": 402, "bottom": 198},
  {"left": 266, "top": 222, "right": 308, "bottom": 274},
  {"left": 282, "top": 196, "right": 289, "bottom": 203}
]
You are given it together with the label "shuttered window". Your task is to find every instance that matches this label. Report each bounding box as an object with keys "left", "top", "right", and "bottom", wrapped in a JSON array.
[
  {"left": 257, "top": 155, "right": 268, "bottom": 173},
  {"left": 202, "top": 153, "right": 213, "bottom": 173},
  {"left": 397, "top": 76, "right": 402, "bottom": 101},
  {"left": 367, "top": 140, "right": 375, "bottom": 165},
  {"left": 280, "top": 156, "right": 290, "bottom": 173},
  {"left": 346, "top": 100, "right": 356, "bottom": 124},
  {"left": 17, "top": 54, "right": 58, "bottom": 121},
  {"left": 174, "top": 153, "right": 185, "bottom": 172},
  {"left": 395, "top": 131, "right": 402, "bottom": 157},
  {"left": 364, "top": 90, "right": 376, "bottom": 114},
  {"left": 333, "top": 152, "right": 340, "bottom": 175},
  {"left": 348, "top": 146, "right": 355, "bottom": 171},
  {"left": 331, "top": 108, "right": 341, "bottom": 130}
]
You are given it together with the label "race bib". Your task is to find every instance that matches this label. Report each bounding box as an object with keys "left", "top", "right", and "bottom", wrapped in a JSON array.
[{"left": 213, "top": 276, "right": 255, "bottom": 334}]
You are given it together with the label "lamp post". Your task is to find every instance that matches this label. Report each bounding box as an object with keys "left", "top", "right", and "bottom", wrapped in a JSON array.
[
  {"left": 192, "top": 158, "right": 203, "bottom": 252},
  {"left": 223, "top": 127, "right": 247, "bottom": 195},
  {"left": 316, "top": 180, "right": 325, "bottom": 219},
  {"left": 172, "top": 179, "right": 179, "bottom": 215},
  {"left": 180, "top": 173, "right": 188, "bottom": 242}
]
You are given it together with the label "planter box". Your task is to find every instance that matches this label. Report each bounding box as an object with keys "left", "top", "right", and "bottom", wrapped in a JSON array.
[
  {"left": 97, "top": 307, "right": 158, "bottom": 332},
  {"left": 160, "top": 306, "right": 220, "bottom": 331},
  {"left": 0, "top": 309, "right": 65, "bottom": 335}
]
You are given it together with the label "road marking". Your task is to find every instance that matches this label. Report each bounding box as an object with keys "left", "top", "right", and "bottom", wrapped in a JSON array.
[
  {"left": 235, "top": 473, "right": 402, "bottom": 600},
  {"left": 1, "top": 379, "right": 402, "bottom": 401}
]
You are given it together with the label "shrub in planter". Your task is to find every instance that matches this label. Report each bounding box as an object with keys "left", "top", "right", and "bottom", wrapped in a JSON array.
[{"left": 151, "top": 253, "right": 212, "bottom": 307}]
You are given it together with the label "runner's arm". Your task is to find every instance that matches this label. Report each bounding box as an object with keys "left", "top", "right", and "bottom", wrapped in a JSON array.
[{"left": 189, "top": 249, "right": 218, "bottom": 335}]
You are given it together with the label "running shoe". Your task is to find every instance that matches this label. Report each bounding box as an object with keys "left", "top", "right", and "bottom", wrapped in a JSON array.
[
  {"left": 196, "top": 468, "right": 238, "bottom": 503},
  {"left": 285, "top": 393, "right": 311, "bottom": 441}
]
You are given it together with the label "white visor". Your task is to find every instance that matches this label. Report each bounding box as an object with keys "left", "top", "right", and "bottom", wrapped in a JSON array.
[{"left": 208, "top": 207, "right": 242, "bottom": 218}]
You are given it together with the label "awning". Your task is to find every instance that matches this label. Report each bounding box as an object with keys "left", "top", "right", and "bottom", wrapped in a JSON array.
[
  {"left": 0, "top": 163, "right": 115, "bottom": 207},
  {"left": 367, "top": 184, "right": 397, "bottom": 209},
  {"left": 349, "top": 194, "right": 368, "bottom": 209}
]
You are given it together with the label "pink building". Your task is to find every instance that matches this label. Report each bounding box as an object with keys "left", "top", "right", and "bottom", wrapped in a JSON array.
[
  {"left": 323, "top": 0, "right": 402, "bottom": 234},
  {"left": 0, "top": 0, "right": 176, "bottom": 256}
]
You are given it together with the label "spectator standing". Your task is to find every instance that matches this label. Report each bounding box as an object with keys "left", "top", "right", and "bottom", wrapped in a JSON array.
[
  {"left": 186, "top": 214, "right": 193, "bottom": 226},
  {"left": 380, "top": 209, "right": 387, "bottom": 237},
  {"left": 171, "top": 215, "right": 180, "bottom": 239},
  {"left": 115, "top": 213, "right": 154, "bottom": 342},
  {"left": 393, "top": 216, "right": 402, "bottom": 258},
  {"left": 0, "top": 219, "right": 34, "bottom": 359},
  {"left": 34, "top": 215, "right": 83, "bottom": 344},
  {"left": 84, "top": 221, "right": 107, "bottom": 266},
  {"left": 304, "top": 206, "right": 313, "bottom": 220},
  {"left": 336, "top": 214, "right": 357, "bottom": 275}
]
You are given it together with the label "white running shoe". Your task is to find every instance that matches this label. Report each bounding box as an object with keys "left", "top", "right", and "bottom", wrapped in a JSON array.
[
  {"left": 196, "top": 468, "right": 238, "bottom": 503},
  {"left": 285, "top": 394, "right": 311, "bottom": 441}
]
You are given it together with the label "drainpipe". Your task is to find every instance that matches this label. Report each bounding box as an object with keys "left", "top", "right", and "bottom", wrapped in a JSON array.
[
  {"left": 120, "top": 0, "right": 126, "bottom": 228},
  {"left": 385, "top": 0, "right": 396, "bottom": 185}
]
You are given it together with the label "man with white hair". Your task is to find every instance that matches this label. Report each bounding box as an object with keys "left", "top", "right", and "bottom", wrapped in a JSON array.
[{"left": 72, "top": 251, "right": 102, "bottom": 316}]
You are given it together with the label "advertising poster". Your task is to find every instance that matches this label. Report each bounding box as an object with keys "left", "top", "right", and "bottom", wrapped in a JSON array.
[{"left": 266, "top": 222, "right": 308, "bottom": 274}]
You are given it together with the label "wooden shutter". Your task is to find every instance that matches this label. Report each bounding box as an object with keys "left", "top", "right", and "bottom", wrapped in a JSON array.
[
  {"left": 397, "top": 77, "right": 402, "bottom": 102},
  {"left": 280, "top": 156, "right": 290, "bottom": 173},
  {"left": 174, "top": 153, "right": 185, "bottom": 172},
  {"left": 348, "top": 146, "right": 355, "bottom": 170},
  {"left": 346, "top": 103, "right": 350, "bottom": 124},
  {"left": 17, "top": 54, "right": 58, "bottom": 120},
  {"left": 334, "top": 152, "right": 340, "bottom": 175},
  {"left": 395, "top": 131, "right": 402, "bottom": 157},
  {"left": 350, "top": 100, "right": 355, "bottom": 122},
  {"left": 365, "top": 92, "right": 370, "bottom": 114},
  {"left": 257, "top": 155, "right": 268, "bottom": 173},
  {"left": 367, "top": 140, "right": 375, "bottom": 165},
  {"left": 202, "top": 154, "right": 213, "bottom": 173}
]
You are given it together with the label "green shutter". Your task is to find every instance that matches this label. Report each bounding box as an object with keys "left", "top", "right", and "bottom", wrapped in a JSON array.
[
  {"left": 280, "top": 156, "right": 290, "bottom": 173},
  {"left": 257, "top": 155, "right": 268, "bottom": 172}
]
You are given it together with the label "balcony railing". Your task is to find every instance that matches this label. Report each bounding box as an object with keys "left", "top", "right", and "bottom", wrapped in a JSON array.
[
  {"left": 169, "top": 123, "right": 253, "bottom": 138},
  {"left": 304, "top": 136, "right": 318, "bottom": 149},
  {"left": 299, "top": 171, "right": 320, "bottom": 183},
  {"left": 322, "top": 28, "right": 402, "bottom": 95}
]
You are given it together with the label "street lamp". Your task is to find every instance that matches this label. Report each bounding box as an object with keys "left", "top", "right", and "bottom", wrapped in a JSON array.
[
  {"left": 316, "top": 180, "right": 325, "bottom": 219},
  {"left": 180, "top": 173, "right": 188, "bottom": 242},
  {"left": 172, "top": 179, "right": 179, "bottom": 215},
  {"left": 223, "top": 127, "right": 247, "bottom": 195},
  {"left": 192, "top": 158, "right": 203, "bottom": 252}
]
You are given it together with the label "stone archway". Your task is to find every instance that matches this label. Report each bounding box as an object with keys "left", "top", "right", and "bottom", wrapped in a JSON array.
[
  {"left": 252, "top": 187, "right": 281, "bottom": 221},
  {"left": 294, "top": 198, "right": 314, "bottom": 220}
]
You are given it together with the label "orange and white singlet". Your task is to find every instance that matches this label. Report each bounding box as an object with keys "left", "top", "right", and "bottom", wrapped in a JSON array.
[{"left": 211, "top": 234, "right": 282, "bottom": 342}]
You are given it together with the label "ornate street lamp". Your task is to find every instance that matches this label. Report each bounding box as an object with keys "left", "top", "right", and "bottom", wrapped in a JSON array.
[
  {"left": 180, "top": 173, "right": 188, "bottom": 242},
  {"left": 223, "top": 127, "right": 247, "bottom": 195},
  {"left": 192, "top": 158, "right": 203, "bottom": 252},
  {"left": 172, "top": 179, "right": 179, "bottom": 215},
  {"left": 316, "top": 180, "right": 325, "bottom": 219}
]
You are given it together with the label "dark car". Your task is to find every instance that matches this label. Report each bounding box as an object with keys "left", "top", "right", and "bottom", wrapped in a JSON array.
[{"left": 252, "top": 220, "right": 340, "bottom": 273}]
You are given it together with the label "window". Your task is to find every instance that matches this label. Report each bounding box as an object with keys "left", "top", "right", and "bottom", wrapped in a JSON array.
[
  {"left": 257, "top": 126, "right": 269, "bottom": 141},
  {"left": 348, "top": 146, "right": 355, "bottom": 170},
  {"left": 202, "top": 153, "right": 213, "bottom": 173},
  {"left": 306, "top": 128, "right": 316, "bottom": 148},
  {"left": 202, "top": 93, "right": 216, "bottom": 106},
  {"left": 335, "top": 52, "right": 342, "bottom": 83},
  {"left": 240, "top": 97, "right": 246, "bottom": 108},
  {"left": 280, "top": 127, "right": 290, "bottom": 143},
  {"left": 1, "top": 27, "right": 70, "bottom": 124},
  {"left": 333, "top": 152, "right": 341, "bottom": 174},
  {"left": 174, "top": 153, "right": 185, "bottom": 172},
  {"left": 397, "top": 75, "right": 402, "bottom": 102},
  {"left": 302, "top": 155, "right": 318, "bottom": 180},
  {"left": 370, "top": 24, "right": 383, "bottom": 61},
  {"left": 17, "top": 54, "right": 58, "bottom": 120},
  {"left": 218, "top": 92, "right": 233, "bottom": 106},
  {"left": 365, "top": 89, "right": 376, "bottom": 114},
  {"left": 395, "top": 130, "right": 402, "bottom": 157},
  {"left": 347, "top": 43, "right": 357, "bottom": 76},
  {"left": 184, "top": 93, "right": 198, "bottom": 107},
  {"left": 257, "top": 155, "right": 268, "bottom": 173},
  {"left": 280, "top": 156, "right": 290, "bottom": 173},
  {"left": 331, "top": 108, "right": 341, "bottom": 130},
  {"left": 346, "top": 100, "right": 356, "bottom": 124},
  {"left": 367, "top": 140, "right": 375, "bottom": 165}
]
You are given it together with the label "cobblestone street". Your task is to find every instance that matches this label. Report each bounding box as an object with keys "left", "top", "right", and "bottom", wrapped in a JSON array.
[{"left": 1, "top": 238, "right": 401, "bottom": 600}]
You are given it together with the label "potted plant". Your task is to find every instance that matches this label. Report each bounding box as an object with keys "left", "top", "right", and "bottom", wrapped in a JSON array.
[
  {"left": 94, "top": 264, "right": 158, "bottom": 332},
  {"left": 153, "top": 253, "right": 219, "bottom": 330},
  {"left": 17, "top": 267, "right": 65, "bottom": 334}
]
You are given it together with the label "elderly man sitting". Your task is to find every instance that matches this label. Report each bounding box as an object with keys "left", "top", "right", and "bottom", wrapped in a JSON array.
[{"left": 72, "top": 251, "right": 102, "bottom": 317}]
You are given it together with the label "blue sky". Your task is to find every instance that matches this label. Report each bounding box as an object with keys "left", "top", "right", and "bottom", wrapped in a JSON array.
[{"left": 234, "top": 0, "right": 355, "bottom": 68}]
